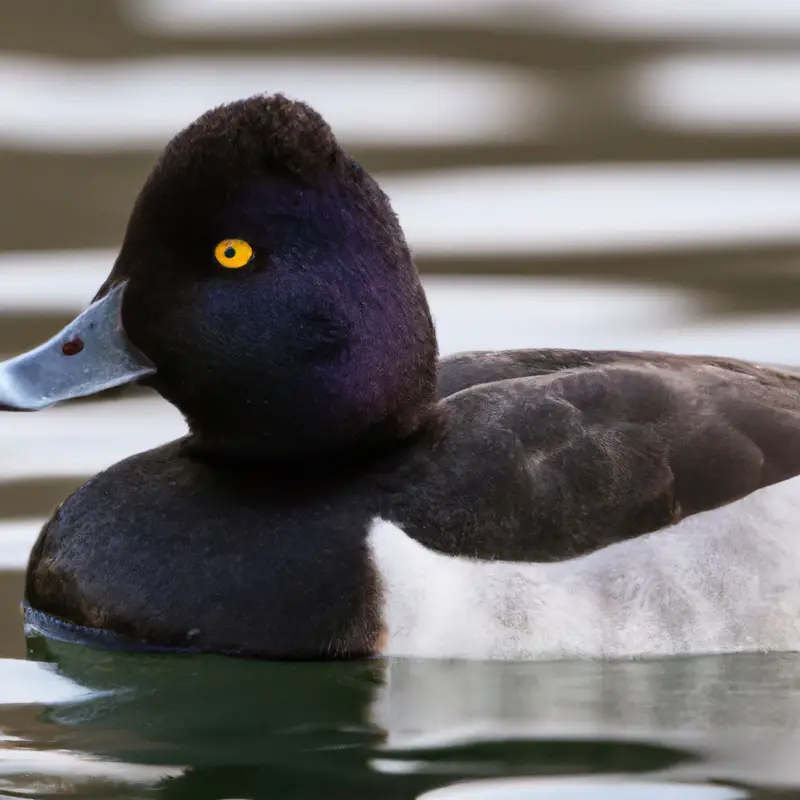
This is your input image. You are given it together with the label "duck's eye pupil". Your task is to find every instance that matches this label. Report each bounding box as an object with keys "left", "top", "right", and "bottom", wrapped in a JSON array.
[{"left": 224, "top": 247, "right": 236, "bottom": 259}]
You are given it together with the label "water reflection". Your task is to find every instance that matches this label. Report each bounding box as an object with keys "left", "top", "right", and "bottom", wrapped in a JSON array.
[
  {"left": 125, "top": 0, "right": 524, "bottom": 35},
  {"left": 126, "top": 0, "right": 800, "bottom": 40},
  {"left": 418, "top": 779, "right": 748, "bottom": 800},
  {"left": 383, "top": 164, "right": 800, "bottom": 255},
  {"left": 558, "top": 1, "right": 800, "bottom": 38},
  {"left": 3, "top": 641, "right": 800, "bottom": 797},
  {"left": 0, "top": 55, "right": 538, "bottom": 151},
  {"left": 636, "top": 56, "right": 800, "bottom": 133},
  {"left": 373, "top": 657, "right": 800, "bottom": 745}
]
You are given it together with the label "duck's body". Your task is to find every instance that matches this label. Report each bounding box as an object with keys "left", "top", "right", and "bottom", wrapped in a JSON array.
[
  {"left": 24, "top": 348, "right": 800, "bottom": 659},
  {"left": 6, "top": 94, "right": 800, "bottom": 660}
]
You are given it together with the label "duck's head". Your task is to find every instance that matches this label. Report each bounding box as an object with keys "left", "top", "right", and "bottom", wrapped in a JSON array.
[{"left": 0, "top": 94, "right": 438, "bottom": 460}]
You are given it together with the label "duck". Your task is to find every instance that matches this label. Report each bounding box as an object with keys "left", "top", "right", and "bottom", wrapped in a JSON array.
[{"left": 5, "top": 93, "right": 800, "bottom": 661}]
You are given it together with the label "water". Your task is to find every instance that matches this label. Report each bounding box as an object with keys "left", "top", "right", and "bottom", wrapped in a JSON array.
[
  {"left": 2, "top": 1, "right": 800, "bottom": 796},
  {"left": 4, "top": 647, "right": 800, "bottom": 798}
]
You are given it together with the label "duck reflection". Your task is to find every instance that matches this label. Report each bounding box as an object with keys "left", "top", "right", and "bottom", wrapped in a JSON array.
[
  {"left": 6, "top": 634, "right": 782, "bottom": 799},
  {"left": 8, "top": 638, "right": 800, "bottom": 797}
]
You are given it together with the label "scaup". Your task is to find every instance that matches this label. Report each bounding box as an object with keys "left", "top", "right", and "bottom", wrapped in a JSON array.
[{"left": 5, "top": 94, "right": 800, "bottom": 660}]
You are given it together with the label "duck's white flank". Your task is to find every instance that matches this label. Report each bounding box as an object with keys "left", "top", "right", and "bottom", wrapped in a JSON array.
[{"left": 368, "top": 474, "right": 800, "bottom": 660}]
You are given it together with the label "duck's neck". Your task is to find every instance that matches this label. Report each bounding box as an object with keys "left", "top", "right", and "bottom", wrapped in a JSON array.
[
  {"left": 180, "top": 304, "right": 439, "bottom": 465},
  {"left": 184, "top": 404, "right": 438, "bottom": 472},
  {"left": 183, "top": 378, "right": 438, "bottom": 467}
]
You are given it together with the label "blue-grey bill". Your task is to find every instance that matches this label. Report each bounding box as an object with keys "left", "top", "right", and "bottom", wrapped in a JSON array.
[{"left": 0, "top": 282, "right": 156, "bottom": 411}]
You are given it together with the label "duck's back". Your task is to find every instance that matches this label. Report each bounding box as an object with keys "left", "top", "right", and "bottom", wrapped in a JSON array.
[{"left": 425, "top": 349, "right": 800, "bottom": 552}]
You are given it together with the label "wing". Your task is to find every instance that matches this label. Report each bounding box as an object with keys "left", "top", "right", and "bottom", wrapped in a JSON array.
[
  {"left": 436, "top": 347, "right": 738, "bottom": 398},
  {"left": 417, "top": 350, "right": 800, "bottom": 560}
]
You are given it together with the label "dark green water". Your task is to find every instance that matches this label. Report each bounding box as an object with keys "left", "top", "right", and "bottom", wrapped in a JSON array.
[
  {"left": 6, "top": 640, "right": 800, "bottom": 798},
  {"left": 2, "top": 2, "right": 800, "bottom": 797}
]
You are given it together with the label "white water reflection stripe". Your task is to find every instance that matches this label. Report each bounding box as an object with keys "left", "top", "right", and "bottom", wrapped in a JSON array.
[
  {"left": 0, "top": 520, "right": 41, "bottom": 570},
  {"left": 385, "top": 163, "right": 800, "bottom": 256},
  {"left": 417, "top": 778, "right": 746, "bottom": 799},
  {"left": 559, "top": 0, "right": 800, "bottom": 38},
  {"left": 126, "top": 0, "right": 504, "bottom": 33},
  {"left": 0, "top": 250, "right": 115, "bottom": 311},
  {"left": 0, "top": 740, "right": 182, "bottom": 782},
  {"left": 425, "top": 277, "right": 700, "bottom": 356},
  {"left": 0, "top": 658, "right": 100, "bottom": 704},
  {"left": 127, "top": 0, "right": 800, "bottom": 39},
  {"left": 636, "top": 56, "right": 800, "bottom": 132},
  {"left": 0, "top": 56, "right": 537, "bottom": 151},
  {"left": 0, "top": 398, "right": 187, "bottom": 481}
]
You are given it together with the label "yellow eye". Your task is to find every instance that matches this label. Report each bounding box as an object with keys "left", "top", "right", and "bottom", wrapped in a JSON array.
[{"left": 214, "top": 239, "right": 253, "bottom": 269}]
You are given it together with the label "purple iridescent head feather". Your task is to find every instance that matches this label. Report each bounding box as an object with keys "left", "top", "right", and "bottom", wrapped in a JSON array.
[{"left": 97, "top": 93, "right": 439, "bottom": 461}]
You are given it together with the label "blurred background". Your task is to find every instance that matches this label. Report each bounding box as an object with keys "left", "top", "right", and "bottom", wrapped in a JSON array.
[{"left": 1, "top": 0, "right": 800, "bottom": 655}]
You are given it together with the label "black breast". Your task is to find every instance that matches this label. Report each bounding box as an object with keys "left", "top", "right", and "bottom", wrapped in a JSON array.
[{"left": 25, "top": 441, "right": 385, "bottom": 658}]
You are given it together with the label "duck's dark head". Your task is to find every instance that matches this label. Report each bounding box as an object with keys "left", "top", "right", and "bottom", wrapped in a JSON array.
[{"left": 0, "top": 94, "right": 438, "bottom": 461}]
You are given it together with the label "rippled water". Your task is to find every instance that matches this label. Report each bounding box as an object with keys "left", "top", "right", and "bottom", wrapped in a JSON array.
[
  {"left": 6, "top": 646, "right": 800, "bottom": 798},
  {"left": 2, "top": 1, "right": 800, "bottom": 797}
]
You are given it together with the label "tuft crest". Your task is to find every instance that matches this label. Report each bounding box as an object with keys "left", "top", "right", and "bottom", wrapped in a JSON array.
[{"left": 158, "top": 93, "right": 344, "bottom": 183}]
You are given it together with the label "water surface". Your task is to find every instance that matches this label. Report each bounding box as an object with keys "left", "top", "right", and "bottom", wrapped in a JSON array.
[{"left": 5, "top": 644, "right": 800, "bottom": 798}]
